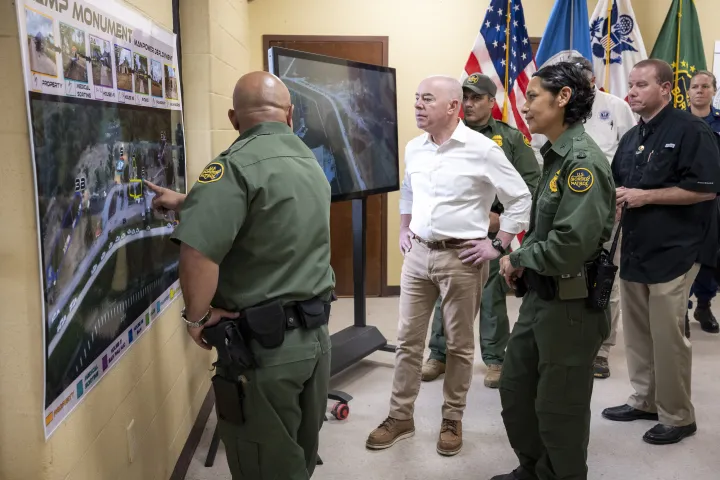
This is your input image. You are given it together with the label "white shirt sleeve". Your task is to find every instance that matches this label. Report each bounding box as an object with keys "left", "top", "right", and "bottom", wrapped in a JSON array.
[
  {"left": 484, "top": 145, "right": 532, "bottom": 234},
  {"left": 615, "top": 100, "right": 637, "bottom": 142},
  {"left": 399, "top": 147, "right": 413, "bottom": 215}
]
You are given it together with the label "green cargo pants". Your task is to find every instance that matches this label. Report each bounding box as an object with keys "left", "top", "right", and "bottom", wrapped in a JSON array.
[
  {"left": 499, "top": 291, "right": 609, "bottom": 480},
  {"left": 428, "top": 255, "right": 509, "bottom": 365},
  {"left": 216, "top": 324, "right": 331, "bottom": 480}
]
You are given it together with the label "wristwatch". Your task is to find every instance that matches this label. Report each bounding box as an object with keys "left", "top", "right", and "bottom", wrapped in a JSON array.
[
  {"left": 181, "top": 307, "right": 212, "bottom": 328},
  {"left": 491, "top": 238, "right": 506, "bottom": 255}
]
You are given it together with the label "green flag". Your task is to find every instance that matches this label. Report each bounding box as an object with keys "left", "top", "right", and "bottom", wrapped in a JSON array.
[{"left": 650, "top": 0, "right": 707, "bottom": 109}]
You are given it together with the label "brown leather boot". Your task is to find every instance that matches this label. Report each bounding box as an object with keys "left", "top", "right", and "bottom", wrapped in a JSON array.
[
  {"left": 366, "top": 416, "right": 415, "bottom": 450},
  {"left": 437, "top": 418, "right": 462, "bottom": 456},
  {"left": 421, "top": 358, "right": 446, "bottom": 381},
  {"left": 484, "top": 364, "right": 503, "bottom": 388}
]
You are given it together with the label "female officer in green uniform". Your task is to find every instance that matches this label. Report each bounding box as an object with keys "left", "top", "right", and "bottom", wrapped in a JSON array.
[{"left": 491, "top": 62, "right": 615, "bottom": 480}]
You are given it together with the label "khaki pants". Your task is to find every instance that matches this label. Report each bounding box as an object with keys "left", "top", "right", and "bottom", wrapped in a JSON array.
[
  {"left": 389, "top": 238, "right": 488, "bottom": 421},
  {"left": 598, "top": 224, "right": 621, "bottom": 358},
  {"left": 620, "top": 263, "right": 699, "bottom": 427}
]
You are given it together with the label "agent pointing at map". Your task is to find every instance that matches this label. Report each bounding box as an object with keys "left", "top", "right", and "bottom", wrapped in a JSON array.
[{"left": 146, "top": 71, "right": 336, "bottom": 480}]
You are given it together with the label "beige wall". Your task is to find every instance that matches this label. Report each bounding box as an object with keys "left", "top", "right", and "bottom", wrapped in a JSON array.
[
  {"left": 248, "top": 0, "right": 720, "bottom": 286},
  {"left": 0, "top": 1, "right": 249, "bottom": 480}
]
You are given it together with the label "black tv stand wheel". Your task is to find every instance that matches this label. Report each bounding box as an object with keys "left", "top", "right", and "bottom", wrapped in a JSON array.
[
  {"left": 331, "top": 401, "right": 349, "bottom": 420},
  {"left": 328, "top": 389, "right": 352, "bottom": 420}
]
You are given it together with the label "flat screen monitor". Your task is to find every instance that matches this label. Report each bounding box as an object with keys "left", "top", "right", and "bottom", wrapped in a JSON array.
[{"left": 268, "top": 47, "right": 400, "bottom": 202}]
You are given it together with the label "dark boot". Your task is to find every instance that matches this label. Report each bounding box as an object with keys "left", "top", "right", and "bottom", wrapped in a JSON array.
[
  {"left": 593, "top": 356, "right": 610, "bottom": 379},
  {"left": 693, "top": 306, "right": 720, "bottom": 333},
  {"left": 489, "top": 467, "right": 537, "bottom": 480}
]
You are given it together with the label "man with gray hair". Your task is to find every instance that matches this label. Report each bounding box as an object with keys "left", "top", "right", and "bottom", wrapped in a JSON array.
[
  {"left": 366, "top": 75, "right": 531, "bottom": 456},
  {"left": 532, "top": 54, "right": 636, "bottom": 379}
]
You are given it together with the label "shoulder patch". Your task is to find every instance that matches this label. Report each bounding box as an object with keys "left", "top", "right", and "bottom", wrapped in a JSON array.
[
  {"left": 523, "top": 136, "right": 531, "bottom": 147},
  {"left": 198, "top": 162, "right": 224, "bottom": 184},
  {"left": 492, "top": 134, "right": 503, "bottom": 147},
  {"left": 567, "top": 167, "right": 593, "bottom": 193}
]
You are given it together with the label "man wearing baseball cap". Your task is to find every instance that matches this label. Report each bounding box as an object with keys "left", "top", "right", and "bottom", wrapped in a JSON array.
[{"left": 422, "top": 72, "right": 541, "bottom": 389}]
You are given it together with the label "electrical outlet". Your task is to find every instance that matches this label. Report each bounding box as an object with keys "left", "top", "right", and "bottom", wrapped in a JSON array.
[{"left": 126, "top": 419, "right": 136, "bottom": 463}]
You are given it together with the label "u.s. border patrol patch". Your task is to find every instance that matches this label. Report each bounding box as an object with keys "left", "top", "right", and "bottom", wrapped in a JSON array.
[
  {"left": 198, "top": 162, "right": 224, "bottom": 183},
  {"left": 492, "top": 134, "right": 503, "bottom": 147},
  {"left": 549, "top": 169, "right": 561, "bottom": 193},
  {"left": 567, "top": 168, "right": 593, "bottom": 193}
]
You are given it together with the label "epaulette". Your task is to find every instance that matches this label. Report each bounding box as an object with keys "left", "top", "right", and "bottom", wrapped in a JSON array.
[
  {"left": 222, "top": 135, "right": 257, "bottom": 157},
  {"left": 571, "top": 134, "right": 590, "bottom": 160}
]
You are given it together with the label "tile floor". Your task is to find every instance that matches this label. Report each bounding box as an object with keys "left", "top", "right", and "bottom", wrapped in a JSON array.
[{"left": 185, "top": 296, "right": 720, "bottom": 480}]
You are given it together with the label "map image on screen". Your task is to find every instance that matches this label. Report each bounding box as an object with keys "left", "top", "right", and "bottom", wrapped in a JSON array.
[
  {"left": 276, "top": 53, "right": 399, "bottom": 200},
  {"left": 30, "top": 94, "right": 185, "bottom": 404}
]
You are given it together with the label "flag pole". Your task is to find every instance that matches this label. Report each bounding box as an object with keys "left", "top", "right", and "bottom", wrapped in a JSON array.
[
  {"left": 503, "top": 0, "right": 512, "bottom": 122},
  {"left": 570, "top": 0, "right": 574, "bottom": 50},
  {"left": 674, "top": 0, "right": 683, "bottom": 106},
  {"left": 604, "top": 0, "right": 613, "bottom": 92}
]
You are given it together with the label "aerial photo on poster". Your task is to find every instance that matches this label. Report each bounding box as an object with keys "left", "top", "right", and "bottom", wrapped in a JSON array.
[
  {"left": 165, "top": 64, "right": 178, "bottom": 100},
  {"left": 115, "top": 45, "right": 133, "bottom": 92},
  {"left": 89, "top": 35, "right": 112, "bottom": 88},
  {"left": 25, "top": 7, "right": 57, "bottom": 77},
  {"left": 134, "top": 53, "right": 149, "bottom": 95},
  {"left": 60, "top": 22, "right": 87, "bottom": 83},
  {"left": 150, "top": 60, "right": 163, "bottom": 98},
  {"left": 31, "top": 95, "right": 186, "bottom": 409},
  {"left": 277, "top": 54, "right": 398, "bottom": 198}
]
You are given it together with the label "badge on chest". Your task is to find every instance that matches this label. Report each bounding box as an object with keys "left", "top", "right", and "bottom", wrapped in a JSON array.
[{"left": 548, "top": 169, "right": 561, "bottom": 193}]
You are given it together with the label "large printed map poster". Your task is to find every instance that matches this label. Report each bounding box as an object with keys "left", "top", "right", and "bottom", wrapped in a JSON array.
[{"left": 15, "top": 0, "right": 187, "bottom": 438}]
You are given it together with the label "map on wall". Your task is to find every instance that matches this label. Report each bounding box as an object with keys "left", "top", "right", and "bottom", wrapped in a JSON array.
[{"left": 15, "top": 0, "right": 186, "bottom": 439}]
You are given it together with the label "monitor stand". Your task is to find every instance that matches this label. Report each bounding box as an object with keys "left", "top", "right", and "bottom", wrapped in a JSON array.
[{"left": 329, "top": 197, "right": 396, "bottom": 378}]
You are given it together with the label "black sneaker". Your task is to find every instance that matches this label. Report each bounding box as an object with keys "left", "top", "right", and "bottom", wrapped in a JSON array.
[
  {"left": 693, "top": 307, "right": 720, "bottom": 334},
  {"left": 593, "top": 356, "right": 610, "bottom": 379}
]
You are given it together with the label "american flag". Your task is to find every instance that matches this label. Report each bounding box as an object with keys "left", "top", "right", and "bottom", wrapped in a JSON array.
[{"left": 461, "top": 0, "right": 536, "bottom": 140}]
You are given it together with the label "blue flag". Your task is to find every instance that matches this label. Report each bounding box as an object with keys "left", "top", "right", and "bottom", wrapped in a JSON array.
[{"left": 535, "top": 0, "right": 593, "bottom": 67}]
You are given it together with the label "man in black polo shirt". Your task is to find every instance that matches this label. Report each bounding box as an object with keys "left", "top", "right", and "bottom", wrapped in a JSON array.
[{"left": 602, "top": 59, "right": 720, "bottom": 445}]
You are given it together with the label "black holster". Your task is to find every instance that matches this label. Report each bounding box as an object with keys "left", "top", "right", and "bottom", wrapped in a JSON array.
[
  {"left": 585, "top": 250, "right": 618, "bottom": 310},
  {"left": 203, "top": 320, "right": 256, "bottom": 425},
  {"left": 522, "top": 269, "right": 557, "bottom": 300}
]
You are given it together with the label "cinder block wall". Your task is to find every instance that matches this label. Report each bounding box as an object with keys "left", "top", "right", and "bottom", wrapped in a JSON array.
[{"left": 0, "top": 1, "right": 249, "bottom": 479}]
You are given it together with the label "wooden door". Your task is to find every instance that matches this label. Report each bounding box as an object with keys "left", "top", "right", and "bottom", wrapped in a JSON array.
[{"left": 262, "top": 35, "right": 390, "bottom": 298}]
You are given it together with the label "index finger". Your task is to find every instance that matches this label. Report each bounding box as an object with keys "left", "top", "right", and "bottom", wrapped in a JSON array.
[{"left": 144, "top": 180, "right": 163, "bottom": 194}]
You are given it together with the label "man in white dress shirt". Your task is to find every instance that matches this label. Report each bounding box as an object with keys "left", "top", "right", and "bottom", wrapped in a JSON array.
[
  {"left": 366, "top": 75, "right": 532, "bottom": 456},
  {"left": 531, "top": 55, "right": 636, "bottom": 379}
]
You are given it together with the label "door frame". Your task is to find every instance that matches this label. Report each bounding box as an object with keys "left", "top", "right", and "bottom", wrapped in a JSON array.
[{"left": 262, "top": 34, "right": 395, "bottom": 297}]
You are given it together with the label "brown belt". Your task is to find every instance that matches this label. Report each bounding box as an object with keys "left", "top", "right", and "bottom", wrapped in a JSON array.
[{"left": 412, "top": 234, "right": 467, "bottom": 250}]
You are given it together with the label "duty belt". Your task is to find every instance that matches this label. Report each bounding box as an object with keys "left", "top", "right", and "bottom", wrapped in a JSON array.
[
  {"left": 237, "top": 304, "right": 304, "bottom": 331},
  {"left": 412, "top": 234, "right": 467, "bottom": 250}
]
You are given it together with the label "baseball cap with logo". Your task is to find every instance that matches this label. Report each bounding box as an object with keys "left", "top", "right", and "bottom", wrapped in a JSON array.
[{"left": 463, "top": 73, "right": 498, "bottom": 97}]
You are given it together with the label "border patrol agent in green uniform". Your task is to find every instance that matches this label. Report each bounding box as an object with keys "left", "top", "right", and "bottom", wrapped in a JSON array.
[
  {"left": 492, "top": 63, "right": 615, "bottom": 480},
  {"left": 423, "top": 73, "right": 540, "bottom": 388},
  {"left": 150, "top": 72, "right": 335, "bottom": 480}
]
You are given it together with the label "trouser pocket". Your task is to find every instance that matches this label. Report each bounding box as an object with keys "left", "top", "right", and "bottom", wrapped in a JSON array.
[{"left": 223, "top": 434, "right": 261, "bottom": 480}]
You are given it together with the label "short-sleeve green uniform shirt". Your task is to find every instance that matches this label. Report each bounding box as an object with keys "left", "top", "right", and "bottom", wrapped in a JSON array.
[{"left": 171, "top": 121, "right": 335, "bottom": 311}]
